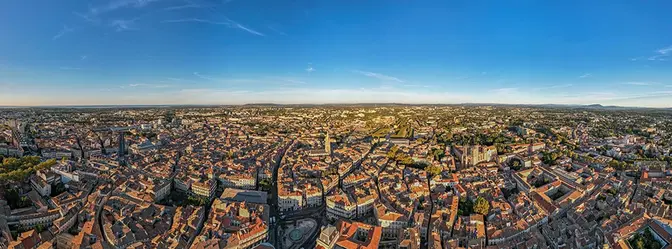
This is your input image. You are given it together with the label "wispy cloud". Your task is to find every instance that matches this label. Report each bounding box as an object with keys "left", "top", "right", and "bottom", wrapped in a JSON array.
[
  {"left": 306, "top": 66, "right": 315, "bottom": 72},
  {"left": 353, "top": 70, "right": 404, "bottom": 83},
  {"left": 633, "top": 45, "right": 672, "bottom": 61},
  {"left": 80, "top": 55, "right": 88, "bottom": 60},
  {"left": 128, "top": 83, "right": 171, "bottom": 88},
  {"left": 279, "top": 78, "right": 305, "bottom": 85},
  {"left": 269, "top": 78, "right": 306, "bottom": 86},
  {"left": 193, "top": 72, "right": 217, "bottom": 81},
  {"left": 162, "top": 18, "right": 227, "bottom": 25},
  {"left": 648, "top": 55, "right": 668, "bottom": 61},
  {"left": 162, "top": 18, "right": 265, "bottom": 36},
  {"left": 73, "top": 12, "right": 100, "bottom": 24},
  {"left": 110, "top": 18, "right": 138, "bottom": 31},
  {"left": 193, "top": 72, "right": 260, "bottom": 84},
  {"left": 162, "top": 4, "right": 202, "bottom": 11},
  {"left": 268, "top": 25, "right": 287, "bottom": 35},
  {"left": 402, "top": 84, "right": 430, "bottom": 88},
  {"left": 165, "top": 77, "right": 188, "bottom": 82},
  {"left": 657, "top": 45, "right": 672, "bottom": 55},
  {"left": 623, "top": 82, "right": 658, "bottom": 86},
  {"left": 52, "top": 25, "right": 74, "bottom": 40},
  {"left": 534, "top": 84, "right": 573, "bottom": 91},
  {"left": 592, "top": 91, "right": 672, "bottom": 102},
  {"left": 491, "top": 88, "right": 518, "bottom": 94},
  {"left": 88, "top": 0, "right": 161, "bottom": 16},
  {"left": 579, "top": 73, "right": 591, "bottom": 78},
  {"left": 59, "top": 67, "right": 82, "bottom": 70},
  {"left": 227, "top": 19, "right": 264, "bottom": 36}
]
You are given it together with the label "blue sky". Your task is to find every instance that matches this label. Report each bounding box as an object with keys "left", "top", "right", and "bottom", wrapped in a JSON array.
[{"left": 1, "top": 0, "right": 672, "bottom": 107}]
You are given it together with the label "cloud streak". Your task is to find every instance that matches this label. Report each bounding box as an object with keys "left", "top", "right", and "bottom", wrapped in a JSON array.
[
  {"left": 579, "top": 73, "right": 591, "bottom": 78},
  {"left": 193, "top": 72, "right": 260, "bottom": 84},
  {"left": 162, "top": 18, "right": 265, "bottom": 36},
  {"left": 279, "top": 78, "right": 305, "bottom": 85},
  {"left": 110, "top": 18, "right": 138, "bottom": 31},
  {"left": 88, "top": 0, "right": 161, "bottom": 16},
  {"left": 193, "top": 72, "right": 218, "bottom": 81},
  {"left": 657, "top": 45, "right": 672, "bottom": 55},
  {"left": 634, "top": 45, "right": 672, "bottom": 61},
  {"left": 353, "top": 70, "right": 404, "bottom": 83},
  {"left": 73, "top": 12, "right": 100, "bottom": 24},
  {"left": 52, "top": 25, "right": 74, "bottom": 40},
  {"left": 534, "top": 84, "right": 573, "bottom": 90},
  {"left": 623, "top": 82, "right": 657, "bottom": 86},
  {"left": 268, "top": 25, "right": 287, "bottom": 35},
  {"left": 162, "top": 4, "right": 202, "bottom": 11},
  {"left": 59, "top": 67, "right": 82, "bottom": 70},
  {"left": 491, "top": 88, "right": 518, "bottom": 94},
  {"left": 128, "top": 83, "right": 171, "bottom": 88}
]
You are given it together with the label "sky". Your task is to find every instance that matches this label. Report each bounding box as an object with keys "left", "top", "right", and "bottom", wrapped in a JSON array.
[{"left": 1, "top": 0, "right": 672, "bottom": 107}]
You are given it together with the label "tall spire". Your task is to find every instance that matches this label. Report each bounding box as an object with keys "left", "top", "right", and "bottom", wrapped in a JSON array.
[{"left": 325, "top": 133, "right": 331, "bottom": 154}]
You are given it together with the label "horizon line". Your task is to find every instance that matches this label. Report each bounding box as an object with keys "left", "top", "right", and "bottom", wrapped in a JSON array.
[{"left": 0, "top": 102, "right": 670, "bottom": 109}]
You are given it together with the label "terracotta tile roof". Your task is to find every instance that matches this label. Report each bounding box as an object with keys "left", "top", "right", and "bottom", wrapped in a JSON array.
[{"left": 335, "top": 220, "right": 382, "bottom": 249}]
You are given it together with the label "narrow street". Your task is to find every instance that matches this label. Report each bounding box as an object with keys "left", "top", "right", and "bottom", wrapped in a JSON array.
[
  {"left": 186, "top": 185, "right": 221, "bottom": 248},
  {"left": 271, "top": 139, "right": 295, "bottom": 248},
  {"left": 424, "top": 175, "right": 434, "bottom": 248}
]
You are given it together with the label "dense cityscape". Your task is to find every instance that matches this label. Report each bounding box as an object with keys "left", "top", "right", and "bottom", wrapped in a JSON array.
[{"left": 0, "top": 105, "right": 670, "bottom": 249}]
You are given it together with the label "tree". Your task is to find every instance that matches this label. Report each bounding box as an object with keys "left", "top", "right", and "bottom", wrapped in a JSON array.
[
  {"left": 628, "top": 229, "right": 662, "bottom": 249},
  {"left": 398, "top": 156, "right": 414, "bottom": 166},
  {"left": 0, "top": 157, "right": 56, "bottom": 183},
  {"left": 431, "top": 148, "right": 445, "bottom": 162},
  {"left": 511, "top": 160, "right": 520, "bottom": 167},
  {"left": 458, "top": 198, "right": 474, "bottom": 216},
  {"left": 608, "top": 160, "right": 628, "bottom": 171},
  {"left": 426, "top": 165, "right": 443, "bottom": 177},
  {"left": 225, "top": 151, "right": 235, "bottom": 160},
  {"left": 542, "top": 151, "right": 561, "bottom": 165},
  {"left": 473, "top": 197, "right": 490, "bottom": 216},
  {"left": 258, "top": 179, "right": 272, "bottom": 192}
]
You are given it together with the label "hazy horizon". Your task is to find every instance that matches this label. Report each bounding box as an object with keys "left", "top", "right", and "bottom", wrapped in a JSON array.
[{"left": 1, "top": 0, "right": 672, "bottom": 107}]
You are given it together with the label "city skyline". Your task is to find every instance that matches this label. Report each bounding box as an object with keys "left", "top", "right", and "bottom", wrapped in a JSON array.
[{"left": 2, "top": 0, "right": 672, "bottom": 107}]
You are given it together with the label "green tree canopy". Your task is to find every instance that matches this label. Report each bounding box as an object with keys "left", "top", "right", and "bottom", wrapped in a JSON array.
[
  {"left": 473, "top": 197, "right": 490, "bottom": 216},
  {"left": 426, "top": 165, "right": 443, "bottom": 177},
  {"left": 0, "top": 157, "right": 56, "bottom": 183}
]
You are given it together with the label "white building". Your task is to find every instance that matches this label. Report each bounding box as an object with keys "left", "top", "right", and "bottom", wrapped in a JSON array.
[
  {"left": 51, "top": 166, "right": 80, "bottom": 183},
  {"left": 305, "top": 189, "right": 322, "bottom": 207},
  {"left": 218, "top": 174, "right": 256, "bottom": 190},
  {"left": 278, "top": 190, "right": 303, "bottom": 212},
  {"left": 191, "top": 179, "right": 217, "bottom": 200},
  {"left": 374, "top": 204, "right": 408, "bottom": 239},
  {"left": 326, "top": 192, "right": 356, "bottom": 220},
  {"left": 173, "top": 178, "right": 191, "bottom": 192},
  {"left": 152, "top": 181, "right": 171, "bottom": 202},
  {"left": 41, "top": 150, "right": 72, "bottom": 159},
  {"left": 30, "top": 176, "right": 51, "bottom": 197},
  {"left": 356, "top": 196, "right": 376, "bottom": 218}
]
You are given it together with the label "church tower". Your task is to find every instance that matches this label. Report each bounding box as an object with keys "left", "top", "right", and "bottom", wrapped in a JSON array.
[{"left": 325, "top": 133, "right": 331, "bottom": 154}]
